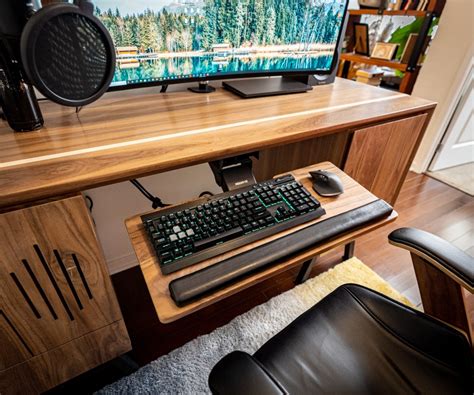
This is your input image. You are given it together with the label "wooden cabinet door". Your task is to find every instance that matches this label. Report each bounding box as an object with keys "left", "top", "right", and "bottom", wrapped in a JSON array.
[
  {"left": 0, "top": 195, "right": 130, "bottom": 393},
  {"left": 344, "top": 114, "right": 427, "bottom": 205}
]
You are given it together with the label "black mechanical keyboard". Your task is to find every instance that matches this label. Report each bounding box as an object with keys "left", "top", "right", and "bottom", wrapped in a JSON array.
[{"left": 141, "top": 174, "right": 325, "bottom": 274}]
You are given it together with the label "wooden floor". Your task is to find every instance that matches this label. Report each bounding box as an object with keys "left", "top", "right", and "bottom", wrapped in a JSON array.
[{"left": 47, "top": 172, "right": 474, "bottom": 394}]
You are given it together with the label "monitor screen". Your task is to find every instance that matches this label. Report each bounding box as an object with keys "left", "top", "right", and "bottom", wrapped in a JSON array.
[{"left": 94, "top": 0, "right": 348, "bottom": 88}]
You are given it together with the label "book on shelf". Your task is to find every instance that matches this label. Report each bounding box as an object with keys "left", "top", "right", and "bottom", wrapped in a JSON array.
[
  {"left": 355, "top": 68, "right": 384, "bottom": 86},
  {"left": 356, "top": 68, "right": 384, "bottom": 78},
  {"left": 400, "top": 33, "right": 419, "bottom": 64},
  {"left": 399, "top": 0, "right": 429, "bottom": 10},
  {"left": 417, "top": 0, "right": 429, "bottom": 11},
  {"left": 356, "top": 76, "right": 382, "bottom": 86}
]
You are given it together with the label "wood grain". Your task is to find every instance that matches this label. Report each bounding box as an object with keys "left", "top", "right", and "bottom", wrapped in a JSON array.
[
  {"left": 339, "top": 53, "right": 408, "bottom": 71},
  {"left": 125, "top": 162, "right": 397, "bottom": 323},
  {"left": 412, "top": 254, "right": 472, "bottom": 343},
  {"left": 253, "top": 131, "right": 350, "bottom": 181},
  {"left": 0, "top": 320, "right": 130, "bottom": 395},
  {"left": 0, "top": 79, "right": 435, "bottom": 208},
  {"left": 0, "top": 195, "right": 131, "bottom": 392},
  {"left": 344, "top": 114, "right": 427, "bottom": 205}
]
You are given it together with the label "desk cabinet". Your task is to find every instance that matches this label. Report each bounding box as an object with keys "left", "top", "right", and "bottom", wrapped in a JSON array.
[
  {"left": 344, "top": 114, "right": 427, "bottom": 204},
  {"left": 0, "top": 195, "right": 131, "bottom": 394},
  {"left": 254, "top": 114, "right": 428, "bottom": 206},
  {"left": 0, "top": 79, "right": 436, "bottom": 392}
]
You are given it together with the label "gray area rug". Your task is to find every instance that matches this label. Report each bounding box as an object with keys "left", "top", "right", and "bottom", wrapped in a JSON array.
[{"left": 98, "top": 258, "right": 411, "bottom": 394}]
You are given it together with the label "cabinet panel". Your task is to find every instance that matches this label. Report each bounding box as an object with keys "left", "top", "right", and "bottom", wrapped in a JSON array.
[
  {"left": 344, "top": 115, "right": 427, "bottom": 204},
  {"left": 0, "top": 195, "right": 130, "bottom": 393},
  {"left": 254, "top": 132, "right": 351, "bottom": 181}
]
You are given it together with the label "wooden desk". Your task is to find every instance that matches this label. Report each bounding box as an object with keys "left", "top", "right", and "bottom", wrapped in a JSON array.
[
  {"left": 0, "top": 78, "right": 434, "bottom": 208},
  {"left": 126, "top": 162, "right": 397, "bottom": 323},
  {"left": 0, "top": 78, "right": 435, "bottom": 393}
]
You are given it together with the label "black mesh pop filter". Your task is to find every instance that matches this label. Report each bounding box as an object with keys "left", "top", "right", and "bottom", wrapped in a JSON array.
[{"left": 21, "top": 1, "right": 115, "bottom": 107}]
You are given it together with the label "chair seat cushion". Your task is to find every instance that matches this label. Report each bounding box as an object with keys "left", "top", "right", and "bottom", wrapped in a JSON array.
[{"left": 253, "top": 284, "right": 472, "bottom": 394}]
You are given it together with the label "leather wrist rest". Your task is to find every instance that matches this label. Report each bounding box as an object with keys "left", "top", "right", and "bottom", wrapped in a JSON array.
[{"left": 169, "top": 199, "right": 393, "bottom": 306}]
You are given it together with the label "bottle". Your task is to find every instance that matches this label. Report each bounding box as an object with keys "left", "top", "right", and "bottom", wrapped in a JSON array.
[
  {"left": 0, "top": 66, "right": 43, "bottom": 132},
  {"left": 0, "top": 0, "right": 43, "bottom": 132}
]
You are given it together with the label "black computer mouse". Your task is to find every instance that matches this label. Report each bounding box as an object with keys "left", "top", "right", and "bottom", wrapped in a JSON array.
[{"left": 309, "top": 170, "right": 344, "bottom": 197}]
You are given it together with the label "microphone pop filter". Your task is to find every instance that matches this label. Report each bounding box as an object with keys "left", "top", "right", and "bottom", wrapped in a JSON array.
[{"left": 21, "top": 2, "right": 115, "bottom": 107}]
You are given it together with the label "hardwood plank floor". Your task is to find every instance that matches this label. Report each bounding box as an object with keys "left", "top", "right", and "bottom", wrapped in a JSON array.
[{"left": 46, "top": 172, "right": 473, "bottom": 394}]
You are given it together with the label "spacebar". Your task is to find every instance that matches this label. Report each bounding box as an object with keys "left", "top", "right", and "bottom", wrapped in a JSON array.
[
  {"left": 194, "top": 227, "right": 243, "bottom": 251},
  {"left": 169, "top": 199, "right": 393, "bottom": 306}
]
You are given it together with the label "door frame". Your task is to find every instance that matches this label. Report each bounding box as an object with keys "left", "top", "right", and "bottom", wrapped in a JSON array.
[{"left": 428, "top": 61, "right": 473, "bottom": 171}]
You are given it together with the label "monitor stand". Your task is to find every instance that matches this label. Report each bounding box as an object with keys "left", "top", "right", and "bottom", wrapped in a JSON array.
[
  {"left": 188, "top": 81, "right": 216, "bottom": 93},
  {"left": 222, "top": 77, "right": 312, "bottom": 98}
]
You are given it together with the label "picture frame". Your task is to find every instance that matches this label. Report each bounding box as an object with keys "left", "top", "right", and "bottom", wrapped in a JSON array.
[
  {"left": 400, "top": 33, "right": 419, "bottom": 64},
  {"left": 353, "top": 23, "right": 370, "bottom": 56},
  {"left": 371, "top": 42, "right": 399, "bottom": 60}
]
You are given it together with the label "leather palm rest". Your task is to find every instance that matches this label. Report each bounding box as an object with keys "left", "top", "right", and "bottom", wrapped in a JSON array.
[{"left": 169, "top": 199, "right": 393, "bottom": 306}]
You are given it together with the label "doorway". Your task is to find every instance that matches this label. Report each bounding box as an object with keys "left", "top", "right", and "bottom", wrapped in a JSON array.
[{"left": 427, "top": 62, "right": 473, "bottom": 196}]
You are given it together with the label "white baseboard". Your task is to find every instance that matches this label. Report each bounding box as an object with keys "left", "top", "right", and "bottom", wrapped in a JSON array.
[{"left": 106, "top": 253, "right": 139, "bottom": 275}]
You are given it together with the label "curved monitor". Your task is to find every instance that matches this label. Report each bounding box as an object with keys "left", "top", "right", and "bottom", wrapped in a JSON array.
[{"left": 94, "top": 0, "right": 349, "bottom": 89}]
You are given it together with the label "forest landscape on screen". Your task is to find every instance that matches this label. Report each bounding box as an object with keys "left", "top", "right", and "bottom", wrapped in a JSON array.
[{"left": 94, "top": 0, "right": 348, "bottom": 86}]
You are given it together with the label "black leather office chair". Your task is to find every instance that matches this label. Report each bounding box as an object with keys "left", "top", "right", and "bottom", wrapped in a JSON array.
[{"left": 209, "top": 228, "right": 474, "bottom": 394}]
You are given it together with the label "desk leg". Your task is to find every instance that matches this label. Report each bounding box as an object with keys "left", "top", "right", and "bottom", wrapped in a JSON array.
[
  {"left": 295, "top": 256, "right": 319, "bottom": 284},
  {"left": 343, "top": 241, "right": 355, "bottom": 261}
]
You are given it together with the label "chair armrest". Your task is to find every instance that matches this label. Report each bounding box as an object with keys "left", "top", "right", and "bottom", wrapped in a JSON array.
[
  {"left": 208, "top": 351, "right": 287, "bottom": 395},
  {"left": 389, "top": 228, "right": 473, "bottom": 292}
]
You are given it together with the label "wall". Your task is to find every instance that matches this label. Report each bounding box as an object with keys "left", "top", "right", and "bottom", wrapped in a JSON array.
[
  {"left": 81, "top": 80, "right": 227, "bottom": 274},
  {"left": 410, "top": 0, "right": 473, "bottom": 172},
  {"left": 86, "top": 163, "right": 222, "bottom": 274}
]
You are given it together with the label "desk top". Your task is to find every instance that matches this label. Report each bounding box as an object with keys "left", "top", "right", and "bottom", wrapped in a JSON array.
[
  {"left": 0, "top": 78, "right": 435, "bottom": 208},
  {"left": 125, "top": 162, "right": 397, "bottom": 323}
]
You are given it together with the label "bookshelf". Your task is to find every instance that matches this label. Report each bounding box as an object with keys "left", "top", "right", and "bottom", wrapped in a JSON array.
[
  {"left": 339, "top": 53, "right": 408, "bottom": 71},
  {"left": 338, "top": 0, "right": 445, "bottom": 94},
  {"left": 348, "top": 9, "right": 426, "bottom": 17}
]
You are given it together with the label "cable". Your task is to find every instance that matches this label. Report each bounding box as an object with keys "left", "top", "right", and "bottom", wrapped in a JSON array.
[
  {"left": 130, "top": 179, "right": 170, "bottom": 209},
  {"left": 85, "top": 195, "right": 94, "bottom": 212},
  {"left": 84, "top": 195, "right": 96, "bottom": 226},
  {"left": 199, "top": 191, "right": 214, "bottom": 198}
]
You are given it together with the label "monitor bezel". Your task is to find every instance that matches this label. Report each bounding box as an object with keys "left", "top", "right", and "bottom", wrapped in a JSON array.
[{"left": 106, "top": 0, "right": 350, "bottom": 92}]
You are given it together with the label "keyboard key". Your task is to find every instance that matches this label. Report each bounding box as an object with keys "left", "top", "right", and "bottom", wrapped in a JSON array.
[
  {"left": 159, "top": 251, "right": 171, "bottom": 260},
  {"left": 194, "top": 227, "right": 243, "bottom": 251},
  {"left": 141, "top": 173, "right": 324, "bottom": 274},
  {"left": 160, "top": 243, "right": 172, "bottom": 251}
]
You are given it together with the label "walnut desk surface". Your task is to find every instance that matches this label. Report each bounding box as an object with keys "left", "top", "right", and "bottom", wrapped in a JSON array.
[
  {"left": 126, "top": 162, "right": 398, "bottom": 323},
  {"left": 0, "top": 78, "right": 435, "bottom": 209}
]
